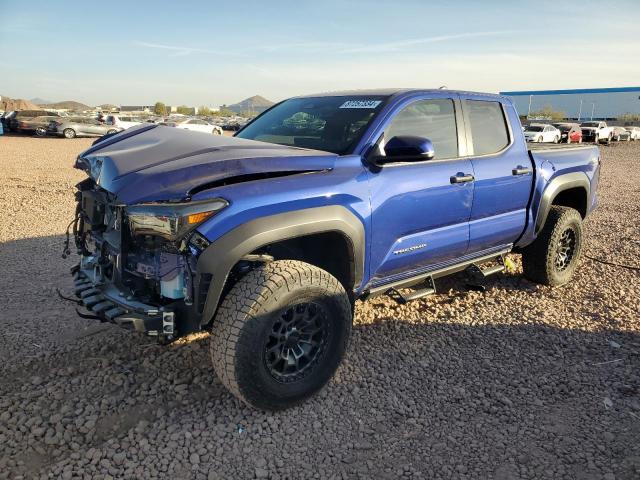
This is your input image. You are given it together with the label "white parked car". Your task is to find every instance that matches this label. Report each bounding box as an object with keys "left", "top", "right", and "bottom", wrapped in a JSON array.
[
  {"left": 625, "top": 126, "right": 640, "bottom": 141},
  {"left": 580, "top": 121, "right": 614, "bottom": 144},
  {"left": 523, "top": 123, "right": 561, "bottom": 143},
  {"left": 175, "top": 118, "right": 223, "bottom": 135},
  {"left": 105, "top": 115, "right": 142, "bottom": 130}
]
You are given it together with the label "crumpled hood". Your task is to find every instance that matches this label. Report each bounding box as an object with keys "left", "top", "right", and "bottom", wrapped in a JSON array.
[{"left": 77, "top": 124, "right": 337, "bottom": 204}]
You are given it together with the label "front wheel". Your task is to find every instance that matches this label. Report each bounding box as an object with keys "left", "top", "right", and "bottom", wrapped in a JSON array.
[
  {"left": 521, "top": 206, "right": 583, "bottom": 286},
  {"left": 35, "top": 127, "right": 47, "bottom": 137},
  {"left": 566, "top": 136, "right": 571, "bottom": 144},
  {"left": 210, "top": 260, "right": 352, "bottom": 410},
  {"left": 63, "top": 128, "right": 76, "bottom": 139}
]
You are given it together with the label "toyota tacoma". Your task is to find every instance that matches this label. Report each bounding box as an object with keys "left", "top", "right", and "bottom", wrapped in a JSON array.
[{"left": 68, "top": 89, "right": 600, "bottom": 410}]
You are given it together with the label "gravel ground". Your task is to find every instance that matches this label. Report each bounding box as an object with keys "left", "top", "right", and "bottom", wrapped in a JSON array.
[{"left": 0, "top": 135, "right": 639, "bottom": 480}]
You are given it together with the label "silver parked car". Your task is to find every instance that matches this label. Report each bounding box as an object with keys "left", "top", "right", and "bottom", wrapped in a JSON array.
[{"left": 47, "top": 117, "right": 123, "bottom": 139}]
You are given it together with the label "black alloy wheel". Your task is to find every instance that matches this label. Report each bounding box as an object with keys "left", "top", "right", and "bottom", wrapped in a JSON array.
[
  {"left": 555, "top": 227, "right": 577, "bottom": 272},
  {"left": 264, "top": 302, "right": 329, "bottom": 383}
]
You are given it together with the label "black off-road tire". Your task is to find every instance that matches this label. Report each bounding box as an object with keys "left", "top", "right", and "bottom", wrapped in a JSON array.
[
  {"left": 210, "top": 260, "right": 352, "bottom": 410},
  {"left": 522, "top": 206, "right": 583, "bottom": 286}
]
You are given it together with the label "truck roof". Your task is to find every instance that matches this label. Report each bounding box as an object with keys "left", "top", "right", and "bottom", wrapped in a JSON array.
[{"left": 295, "top": 88, "right": 507, "bottom": 100}]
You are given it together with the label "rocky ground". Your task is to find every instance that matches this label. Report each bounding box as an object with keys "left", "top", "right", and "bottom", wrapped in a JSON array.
[{"left": 0, "top": 135, "right": 639, "bottom": 479}]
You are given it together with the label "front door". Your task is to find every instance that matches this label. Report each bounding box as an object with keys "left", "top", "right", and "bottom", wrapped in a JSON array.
[{"left": 367, "top": 96, "right": 475, "bottom": 285}]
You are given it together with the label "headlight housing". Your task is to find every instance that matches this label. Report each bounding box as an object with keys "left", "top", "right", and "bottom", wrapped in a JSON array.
[{"left": 126, "top": 199, "right": 228, "bottom": 241}]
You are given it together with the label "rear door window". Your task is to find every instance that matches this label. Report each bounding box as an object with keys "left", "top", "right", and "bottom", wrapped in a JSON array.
[
  {"left": 463, "top": 100, "right": 510, "bottom": 156},
  {"left": 384, "top": 98, "right": 458, "bottom": 159}
]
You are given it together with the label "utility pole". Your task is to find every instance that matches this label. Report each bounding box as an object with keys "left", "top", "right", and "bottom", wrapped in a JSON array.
[
  {"left": 591, "top": 103, "right": 595, "bottom": 121},
  {"left": 578, "top": 99, "right": 583, "bottom": 121},
  {"left": 527, "top": 95, "right": 532, "bottom": 117}
]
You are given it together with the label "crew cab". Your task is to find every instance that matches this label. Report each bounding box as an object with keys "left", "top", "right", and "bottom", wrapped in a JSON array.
[
  {"left": 580, "top": 121, "right": 614, "bottom": 144},
  {"left": 68, "top": 89, "right": 600, "bottom": 410}
]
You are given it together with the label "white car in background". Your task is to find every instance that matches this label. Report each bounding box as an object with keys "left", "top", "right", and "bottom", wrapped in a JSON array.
[
  {"left": 174, "top": 118, "right": 223, "bottom": 135},
  {"left": 625, "top": 126, "right": 640, "bottom": 141},
  {"left": 523, "top": 123, "right": 561, "bottom": 143},
  {"left": 105, "top": 115, "right": 142, "bottom": 130}
]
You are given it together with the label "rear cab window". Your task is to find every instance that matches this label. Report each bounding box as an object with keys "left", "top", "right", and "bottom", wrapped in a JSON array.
[{"left": 463, "top": 100, "right": 510, "bottom": 156}]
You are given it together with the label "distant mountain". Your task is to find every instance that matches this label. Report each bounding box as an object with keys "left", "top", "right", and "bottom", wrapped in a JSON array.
[
  {"left": 226, "top": 95, "right": 274, "bottom": 114},
  {"left": 40, "top": 100, "right": 93, "bottom": 111},
  {"left": 0, "top": 95, "right": 42, "bottom": 111},
  {"left": 30, "top": 97, "right": 55, "bottom": 105}
]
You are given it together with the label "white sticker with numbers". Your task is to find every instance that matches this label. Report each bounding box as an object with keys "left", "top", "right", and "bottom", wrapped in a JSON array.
[{"left": 339, "top": 100, "right": 382, "bottom": 109}]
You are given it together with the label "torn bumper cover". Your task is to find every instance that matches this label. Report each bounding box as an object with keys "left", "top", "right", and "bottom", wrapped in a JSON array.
[{"left": 73, "top": 266, "right": 175, "bottom": 339}]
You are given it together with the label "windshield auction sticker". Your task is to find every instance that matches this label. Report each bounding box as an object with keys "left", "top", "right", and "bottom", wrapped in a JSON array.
[{"left": 339, "top": 100, "right": 382, "bottom": 109}]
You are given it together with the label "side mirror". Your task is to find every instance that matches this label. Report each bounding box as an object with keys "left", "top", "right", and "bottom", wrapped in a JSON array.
[{"left": 375, "top": 135, "right": 435, "bottom": 165}]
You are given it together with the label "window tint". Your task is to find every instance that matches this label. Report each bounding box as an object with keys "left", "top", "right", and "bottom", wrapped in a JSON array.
[
  {"left": 384, "top": 99, "right": 458, "bottom": 159},
  {"left": 464, "top": 100, "right": 510, "bottom": 156}
]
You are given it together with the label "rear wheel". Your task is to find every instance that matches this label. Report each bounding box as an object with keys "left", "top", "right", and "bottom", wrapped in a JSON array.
[
  {"left": 35, "top": 127, "right": 47, "bottom": 137},
  {"left": 522, "top": 206, "right": 583, "bottom": 286},
  {"left": 566, "top": 136, "right": 571, "bottom": 144},
  {"left": 210, "top": 260, "right": 352, "bottom": 410},
  {"left": 553, "top": 136, "right": 559, "bottom": 144},
  {"left": 63, "top": 128, "right": 76, "bottom": 139}
]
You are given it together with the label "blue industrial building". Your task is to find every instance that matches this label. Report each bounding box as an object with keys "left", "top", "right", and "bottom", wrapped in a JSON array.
[{"left": 500, "top": 87, "right": 640, "bottom": 120}]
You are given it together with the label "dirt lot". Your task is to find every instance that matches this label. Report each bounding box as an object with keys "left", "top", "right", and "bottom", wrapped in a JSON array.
[{"left": 0, "top": 135, "right": 639, "bottom": 480}]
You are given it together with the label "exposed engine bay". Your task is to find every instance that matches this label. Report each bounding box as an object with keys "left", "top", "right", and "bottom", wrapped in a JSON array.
[{"left": 70, "top": 178, "right": 202, "bottom": 340}]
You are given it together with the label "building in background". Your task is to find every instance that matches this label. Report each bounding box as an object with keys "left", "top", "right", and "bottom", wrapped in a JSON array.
[{"left": 500, "top": 87, "right": 640, "bottom": 120}]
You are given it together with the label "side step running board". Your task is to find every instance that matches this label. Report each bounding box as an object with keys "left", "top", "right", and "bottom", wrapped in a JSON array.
[
  {"left": 386, "top": 277, "right": 436, "bottom": 305},
  {"left": 466, "top": 254, "right": 506, "bottom": 278},
  {"left": 368, "top": 247, "right": 512, "bottom": 303}
]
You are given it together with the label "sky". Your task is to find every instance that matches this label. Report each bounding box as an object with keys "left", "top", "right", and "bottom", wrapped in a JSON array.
[{"left": 1, "top": 0, "right": 639, "bottom": 107}]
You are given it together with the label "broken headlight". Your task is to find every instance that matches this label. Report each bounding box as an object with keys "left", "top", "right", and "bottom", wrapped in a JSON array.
[{"left": 126, "top": 199, "right": 228, "bottom": 241}]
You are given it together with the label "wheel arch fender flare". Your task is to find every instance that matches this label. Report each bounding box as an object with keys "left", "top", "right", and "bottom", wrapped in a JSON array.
[
  {"left": 535, "top": 172, "right": 590, "bottom": 235},
  {"left": 196, "top": 205, "right": 365, "bottom": 325}
]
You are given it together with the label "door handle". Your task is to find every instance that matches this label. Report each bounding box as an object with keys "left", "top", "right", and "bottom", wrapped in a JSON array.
[
  {"left": 512, "top": 166, "right": 532, "bottom": 176},
  {"left": 450, "top": 173, "right": 475, "bottom": 184}
]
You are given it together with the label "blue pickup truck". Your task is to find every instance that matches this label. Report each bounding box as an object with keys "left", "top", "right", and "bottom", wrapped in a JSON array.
[{"left": 70, "top": 89, "right": 600, "bottom": 409}]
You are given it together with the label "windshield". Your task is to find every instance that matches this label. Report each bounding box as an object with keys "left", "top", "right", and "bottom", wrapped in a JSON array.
[
  {"left": 581, "top": 122, "right": 599, "bottom": 127},
  {"left": 554, "top": 124, "right": 572, "bottom": 132},
  {"left": 526, "top": 126, "right": 544, "bottom": 132},
  {"left": 236, "top": 96, "right": 388, "bottom": 154}
]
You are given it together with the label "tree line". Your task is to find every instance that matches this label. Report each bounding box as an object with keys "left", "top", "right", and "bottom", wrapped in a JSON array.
[{"left": 153, "top": 102, "right": 238, "bottom": 117}]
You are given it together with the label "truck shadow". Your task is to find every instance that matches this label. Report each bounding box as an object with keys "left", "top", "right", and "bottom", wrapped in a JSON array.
[{"left": 1, "top": 234, "right": 639, "bottom": 478}]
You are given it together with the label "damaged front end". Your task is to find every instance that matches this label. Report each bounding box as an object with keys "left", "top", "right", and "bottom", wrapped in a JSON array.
[{"left": 70, "top": 177, "right": 226, "bottom": 342}]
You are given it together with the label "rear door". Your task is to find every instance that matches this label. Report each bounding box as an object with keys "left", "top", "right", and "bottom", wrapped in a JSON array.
[
  {"left": 461, "top": 97, "right": 532, "bottom": 253},
  {"left": 367, "top": 94, "right": 475, "bottom": 284}
]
